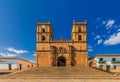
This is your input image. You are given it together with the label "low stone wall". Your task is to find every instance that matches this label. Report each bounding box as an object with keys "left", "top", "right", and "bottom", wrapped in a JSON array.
[{"left": 0, "top": 69, "right": 17, "bottom": 72}]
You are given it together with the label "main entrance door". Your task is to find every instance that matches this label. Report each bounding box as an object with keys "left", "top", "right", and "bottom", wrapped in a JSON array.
[{"left": 57, "top": 56, "right": 66, "bottom": 66}]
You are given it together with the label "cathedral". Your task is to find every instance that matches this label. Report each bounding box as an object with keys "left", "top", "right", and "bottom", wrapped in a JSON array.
[{"left": 36, "top": 21, "right": 88, "bottom": 67}]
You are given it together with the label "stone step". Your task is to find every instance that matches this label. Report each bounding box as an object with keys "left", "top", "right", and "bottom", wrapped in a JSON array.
[
  {"left": 1, "top": 76, "right": 120, "bottom": 79},
  {"left": 0, "top": 67, "right": 119, "bottom": 79}
]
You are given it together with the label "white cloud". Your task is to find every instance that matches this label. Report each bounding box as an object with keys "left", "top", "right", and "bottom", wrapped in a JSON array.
[
  {"left": 29, "top": 60, "right": 35, "bottom": 63},
  {"left": 6, "top": 53, "right": 16, "bottom": 57},
  {"left": 102, "top": 21, "right": 106, "bottom": 25},
  {"left": 94, "top": 35, "right": 103, "bottom": 45},
  {"left": 104, "top": 32, "right": 120, "bottom": 45},
  {"left": 94, "top": 35, "right": 101, "bottom": 40},
  {"left": 33, "top": 53, "right": 36, "bottom": 57},
  {"left": 6, "top": 47, "right": 28, "bottom": 54},
  {"left": 88, "top": 45, "right": 93, "bottom": 52},
  {"left": 0, "top": 52, "right": 16, "bottom": 57},
  {"left": 88, "top": 49, "right": 93, "bottom": 52},
  {"left": 105, "top": 20, "right": 115, "bottom": 29},
  {"left": 32, "top": 51, "right": 36, "bottom": 57},
  {"left": 117, "top": 28, "right": 120, "bottom": 32},
  {"left": 0, "top": 52, "right": 7, "bottom": 57},
  {"left": 97, "top": 39, "right": 103, "bottom": 45},
  {"left": 33, "top": 53, "right": 36, "bottom": 56}
]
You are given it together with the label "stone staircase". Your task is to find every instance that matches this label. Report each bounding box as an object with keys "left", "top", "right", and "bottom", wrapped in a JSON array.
[{"left": 0, "top": 66, "right": 120, "bottom": 79}]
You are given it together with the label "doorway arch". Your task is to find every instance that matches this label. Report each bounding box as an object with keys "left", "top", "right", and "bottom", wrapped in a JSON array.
[
  {"left": 89, "top": 62, "right": 93, "bottom": 67},
  {"left": 57, "top": 56, "right": 66, "bottom": 66}
]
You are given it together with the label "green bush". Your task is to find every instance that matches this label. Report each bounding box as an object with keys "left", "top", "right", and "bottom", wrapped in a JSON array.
[
  {"left": 98, "top": 61, "right": 106, "bottom": 64},
  {"left": 99, "top": 65, "right": 103, "bottom": 70},
  {"left": 111, "top": 61, "right": 120, "bottom": 64}
]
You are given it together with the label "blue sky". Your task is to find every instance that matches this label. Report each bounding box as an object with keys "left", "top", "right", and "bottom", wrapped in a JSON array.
[{"left": 0, "top": 0, "right": 120, "bottom": 62}]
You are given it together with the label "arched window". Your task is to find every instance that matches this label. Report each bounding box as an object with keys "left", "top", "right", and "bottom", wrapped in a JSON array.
[
  {"left": 78, "top": 28, "right": 81, "bottom": 32},
  {"left": 42, "top": 28, "right": 45, "bottom": 32},
  {"left": 42, "top": 35, "right": 45, "bottom": 41},
  {"left": 78, "top": 35, "right": 82, "bottom": 41}
]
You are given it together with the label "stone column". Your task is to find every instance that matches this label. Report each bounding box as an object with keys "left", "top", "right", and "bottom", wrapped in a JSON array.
[
  {"left": 36, "top": 55, "right": 39, "bottom": 67},
  {"left": 54, "top": 53, "right": 57, "bottom": 66},
  {"left": 36, "top": 56, "right": 38, "bottom": 67},
  {"left": 50, "top": 54, "right": 54, "bottom": 66},
  {"left": 66, "top": 57, "right": 71, "bottom": 67},
  {"left": 67, "top": 45, "right": 72, "bottom": 66},
  {"left": 50, "top": 46, "right": 56, "bottom": 66}
]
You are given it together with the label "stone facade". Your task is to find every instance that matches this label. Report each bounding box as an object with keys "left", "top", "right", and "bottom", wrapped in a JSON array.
[{"left": 36, "top": 21, "right": 88, "bottom": 67}]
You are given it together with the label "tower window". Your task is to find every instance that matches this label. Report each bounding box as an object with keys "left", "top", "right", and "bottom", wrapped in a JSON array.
[
  {"left": 78, "top": 28, "right": 81, "bottom": 32},
  {"left": 78, "top": 35, "right": 82, "bottom": 41},
  {"left": 42, "top": 35, "right": 45, "bottom": 41},
  {"left": 42, "top": 28, "right": 45, "bottom": 32}
]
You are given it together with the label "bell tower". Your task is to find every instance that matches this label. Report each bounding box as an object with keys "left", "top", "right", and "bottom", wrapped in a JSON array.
[
  {"left": 36, "top": 21, "right": 53, "bottom": 42},
  {"left": 36, "top": 21, "right": 53, "bottom": 67},
  {"left": 72, "top": 21, "right": 87, "bottom": 42},
  {"left": 71, "top": 20, "right": 88, "bottom": 66}
]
